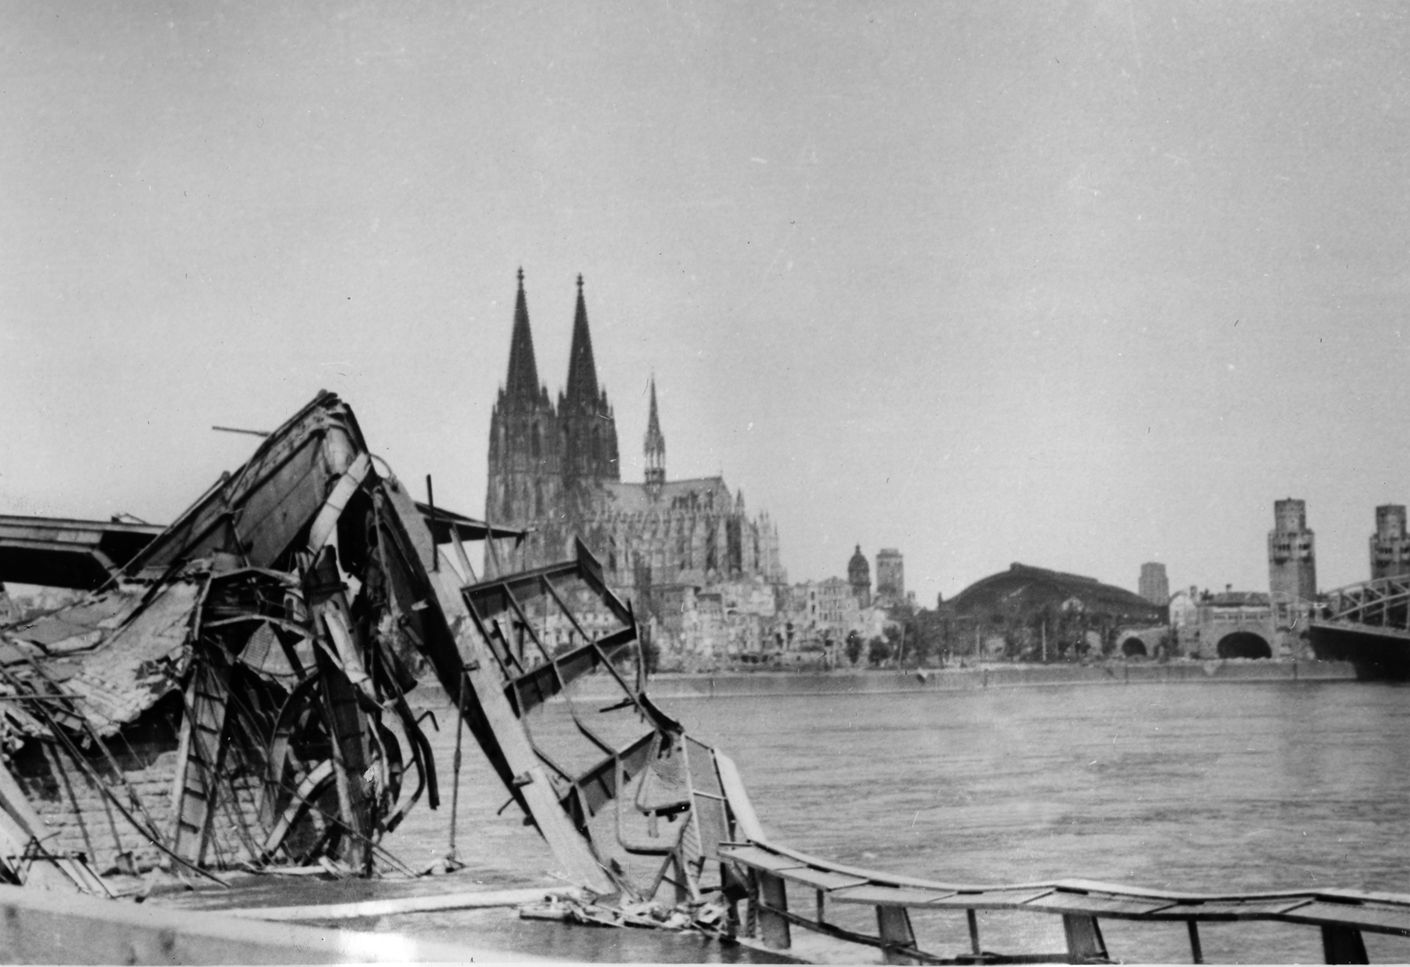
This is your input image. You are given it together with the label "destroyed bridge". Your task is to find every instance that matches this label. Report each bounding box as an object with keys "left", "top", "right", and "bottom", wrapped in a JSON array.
[{"left": 1, "top": 392, "right": 1409, "bottom": 965}]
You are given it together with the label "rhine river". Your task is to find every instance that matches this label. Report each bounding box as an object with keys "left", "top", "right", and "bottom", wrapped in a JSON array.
[{"left": 192, "top": 676, "right": 1410, "bottom": 963}]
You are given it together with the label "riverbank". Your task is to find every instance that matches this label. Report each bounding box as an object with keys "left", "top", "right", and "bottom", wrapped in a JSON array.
[{"left": 567, "top": 658, "right": 1359, "bottom": 700}]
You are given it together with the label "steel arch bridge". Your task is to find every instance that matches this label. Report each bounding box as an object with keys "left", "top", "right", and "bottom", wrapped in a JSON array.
[
  {"left": 1319, "top": 575, "right": 1410, "bottom": 630},
  {"left": 1309, "top": 574, "right": 1410, "bottom": 678}
]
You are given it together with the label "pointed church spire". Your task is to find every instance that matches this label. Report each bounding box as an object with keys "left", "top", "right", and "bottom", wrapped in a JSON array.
[
  {"left": 565, "top": 274, "right": 601, "bottom": 408},
  {"left": 645, "top": 377, "right": 665, "bottom": 451},
  {"left": 644, "top": 376, "right": 666, "bottom": 494},
  {"left": 559, "top": 273, "right": 620, "bottom": 486},
  {"left": 504, "top": 267, "right": 541, "bottom": 401}
]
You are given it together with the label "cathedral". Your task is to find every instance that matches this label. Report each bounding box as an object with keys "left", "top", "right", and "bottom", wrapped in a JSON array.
[{"left": 485, "top": 270, "right": 785, "bottom": 609}]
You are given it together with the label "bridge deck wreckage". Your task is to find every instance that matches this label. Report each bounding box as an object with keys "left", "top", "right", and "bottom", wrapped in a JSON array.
[{"left": 0, "top": 392, "right": 1407, "bottom": 964}]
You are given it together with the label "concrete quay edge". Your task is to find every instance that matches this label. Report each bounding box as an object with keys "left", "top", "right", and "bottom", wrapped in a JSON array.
[
  {"left": 0, "top": 883, "right": 550, "bottom": 964},
  {"left": 517, "top": 659, "right": 1361, "bottom": 701}
]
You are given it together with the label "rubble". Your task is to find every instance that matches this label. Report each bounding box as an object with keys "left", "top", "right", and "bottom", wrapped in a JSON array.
[{"left": 0, "top": 393, "right": 493, "bottom": 886}]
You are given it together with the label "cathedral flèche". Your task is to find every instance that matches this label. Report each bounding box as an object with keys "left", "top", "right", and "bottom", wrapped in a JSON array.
[{"left": 485, "top": 270, "right": 785, "bottom": 647}]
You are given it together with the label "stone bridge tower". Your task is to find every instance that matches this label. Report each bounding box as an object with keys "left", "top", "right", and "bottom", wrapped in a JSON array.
[
  {"left": 1370, "top": 504, "right": 1410, "bottom": 580},
  {"left": 1268, "top": 498, "right": 1317, "bottom": 602}
]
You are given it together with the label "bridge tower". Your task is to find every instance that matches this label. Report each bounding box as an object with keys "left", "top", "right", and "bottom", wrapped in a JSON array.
[
  {"left": 1370, "top": 504, "right": 1410, "bottom": 580},
  {"left": 1268, "top": 498, "right": 1317, "bottom": 602}
]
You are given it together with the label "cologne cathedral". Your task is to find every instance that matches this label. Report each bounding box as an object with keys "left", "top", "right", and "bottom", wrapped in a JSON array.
[{"left": 485, "top": 270, "right": 785, "bottom": 604}]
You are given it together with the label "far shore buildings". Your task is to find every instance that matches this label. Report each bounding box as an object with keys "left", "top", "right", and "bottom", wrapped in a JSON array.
[
  {"left": 484, "top": 269, "right": 924, "bottom": 666},
  {"left": 943, "top": 563, "right": 1165, "bottom": 659}
]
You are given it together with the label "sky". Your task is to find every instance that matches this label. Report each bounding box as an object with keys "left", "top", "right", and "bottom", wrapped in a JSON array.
[{"left": 3, "top": 1, "right": 1410, "bottom": 606}]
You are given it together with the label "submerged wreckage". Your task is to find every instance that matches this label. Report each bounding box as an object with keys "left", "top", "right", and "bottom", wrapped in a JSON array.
[{"left": 5, "top": 392, "right": 1410, "bottom": 964}]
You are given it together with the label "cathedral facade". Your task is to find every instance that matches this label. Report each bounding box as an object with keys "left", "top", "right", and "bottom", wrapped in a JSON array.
[{"left": 485, "top": 270, "right": 785, "bottom": 612}]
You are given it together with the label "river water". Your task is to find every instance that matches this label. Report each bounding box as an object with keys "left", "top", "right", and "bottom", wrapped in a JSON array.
[{"left": 182, "top": 677, "right": 1410, "bottom": 963}]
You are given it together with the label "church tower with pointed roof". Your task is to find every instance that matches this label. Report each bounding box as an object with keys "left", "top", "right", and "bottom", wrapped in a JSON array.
[
  {"left": 486, "top": 269, "right": 560, "bottom": 558},
  {"left": 644, "top": 377, "right": 666, "bottom": 499},
  {"left": 558, "top": 275, "right": 620, "bottom": 502}
]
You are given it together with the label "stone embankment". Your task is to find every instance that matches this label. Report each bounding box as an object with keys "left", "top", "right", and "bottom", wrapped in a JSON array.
[{"left": 548, "top": 659, "right": 1358, "bottom": 701}]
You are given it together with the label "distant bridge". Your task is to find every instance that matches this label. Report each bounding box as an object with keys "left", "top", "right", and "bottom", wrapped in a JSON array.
[{"left": 1309, "top": 575, "right": 1410, "bottom": 678}]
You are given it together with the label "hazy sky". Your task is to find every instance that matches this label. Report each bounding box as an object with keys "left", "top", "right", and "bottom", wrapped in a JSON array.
[{"left": 4, "top": 2, "right": 1409, "bottom": 604}]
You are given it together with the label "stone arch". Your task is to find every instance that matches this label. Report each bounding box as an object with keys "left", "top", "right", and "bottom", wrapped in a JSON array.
[
  {"left": 1217, "top": 631, "right": 1272, "bottom": 659},
  {"left": 1120, "top": 637, "right": 1148, "bottom": 657}
]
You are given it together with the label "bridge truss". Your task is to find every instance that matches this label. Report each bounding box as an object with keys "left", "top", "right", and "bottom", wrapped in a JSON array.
[{"left": 1319, "top": 575, "right": 1410, "bottom": 631}]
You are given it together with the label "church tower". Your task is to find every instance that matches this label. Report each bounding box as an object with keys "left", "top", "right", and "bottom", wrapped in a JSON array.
[
  {"left": 644, "top": 377, "right": 666, "bottom": 500},
  {"left": 848, "top": 544, "right": 872, "bottom": 608},
  {"left": 487, "top": 269, "right": 560, "bottom": 534},
  {"left": 559, "top": 275, "right": 620, "bottom": 506}
]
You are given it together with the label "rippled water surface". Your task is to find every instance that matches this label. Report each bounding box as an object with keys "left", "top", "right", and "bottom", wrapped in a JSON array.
[{"left": 195, "top": 678, "right": 1410, "bottom": 963}]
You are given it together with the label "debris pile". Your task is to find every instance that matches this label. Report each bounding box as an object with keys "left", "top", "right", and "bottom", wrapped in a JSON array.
[
  {"left": 0, "top": 393, "right": 473, "bottom": 885},
  {"left": 454, "top": 549, "right": 760, "bottom": 916},
  {"left": 0, "top": 391, "right": 761, "bottom": 915}
]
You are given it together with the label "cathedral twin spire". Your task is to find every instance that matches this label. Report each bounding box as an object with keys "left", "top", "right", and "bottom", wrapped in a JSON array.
[
  {"left": 493, "top": 271, "right": 679, "bottom": 520},
  {"left": 564, "top": 275, "right": 602, "bottom": 414},
  {"left": 490, "top": 269, "right": 619, "bottom": 525},
  {"left": 556, "top": 273, "right": 619, "bottom": 486},
  {"left": 504, "top": 267, "right": 544, "bottom": 405},
  {"left": 500, "top": 268, "right": 609, "bottom": 420}
]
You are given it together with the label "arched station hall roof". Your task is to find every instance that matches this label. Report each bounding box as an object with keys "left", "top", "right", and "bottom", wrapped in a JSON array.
[{"left": 946, "top": 563, "right": 1165, "bottom": 623}]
